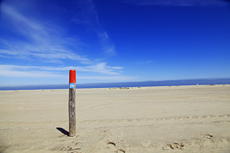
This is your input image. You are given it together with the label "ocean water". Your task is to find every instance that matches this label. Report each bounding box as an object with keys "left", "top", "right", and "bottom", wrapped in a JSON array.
[{"left": 0, "top": 78, "right": 230, "bottom": 91}]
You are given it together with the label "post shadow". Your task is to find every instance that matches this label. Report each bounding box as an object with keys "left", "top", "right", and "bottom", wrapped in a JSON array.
[{"left": 56, "top": 127, "right": 69, "bottom": 136}]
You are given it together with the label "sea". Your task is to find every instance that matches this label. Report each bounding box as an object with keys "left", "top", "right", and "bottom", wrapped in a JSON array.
[{"left": 0, "top": 78, "right": 230, "bottom": 91}]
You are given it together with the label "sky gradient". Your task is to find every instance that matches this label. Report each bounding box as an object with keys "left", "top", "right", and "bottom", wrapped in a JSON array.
[{"left": 0, "top": 0, "right": 230, "bottom": 86}]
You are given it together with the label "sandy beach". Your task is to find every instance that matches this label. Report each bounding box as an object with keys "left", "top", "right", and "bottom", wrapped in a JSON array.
[{"left": 0, "top": 85, "right": 230, "bottom": 153}]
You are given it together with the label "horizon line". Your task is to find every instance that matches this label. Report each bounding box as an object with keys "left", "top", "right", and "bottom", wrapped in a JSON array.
[{"left": 0, "top": 77, "right": 230, "bottom": 88}]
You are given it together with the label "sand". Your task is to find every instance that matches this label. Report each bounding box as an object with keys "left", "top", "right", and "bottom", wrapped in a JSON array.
[{"left": 0, "top": 85, "right": 230, "bottom": 153}]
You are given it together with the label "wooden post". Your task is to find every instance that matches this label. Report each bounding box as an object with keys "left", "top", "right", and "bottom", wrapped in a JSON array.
[{"left": 69, "top": 70, "right": 76, "bottom": 137}]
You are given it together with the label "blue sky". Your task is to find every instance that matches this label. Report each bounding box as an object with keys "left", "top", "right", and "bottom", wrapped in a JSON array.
[{"left": 0, "top": 0, "right": 230, "bottom": 86}]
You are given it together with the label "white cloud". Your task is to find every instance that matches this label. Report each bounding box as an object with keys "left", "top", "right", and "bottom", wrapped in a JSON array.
[
  {"left": 89, "top": 63, "right": 123, "bottom": 74},
  {"left": 74, "top": 0, "right": 116, "bottom": 56},
  {"left": 0, "top": 0, "right": 116, "bottom": 63},
  {"left": 0, "top": 65, "right": 66, "bottom": 78},
  {"left": 97, "top": 32, "right": 116, "bottom": 56},
  {"left": 36, "top": 63, "right": 122, "bottom": 75},
  {"left": 0, "top": 63, "right": 124, "bottom": 77},
  {"left": 77, "top": 75, "right": 137, "bottom": 81},
  {"left": 0, "top": 3, "right": 90, "bottom": 64},
  {"left": 142, "top": 60, "right": 153, "bottom": 64},
  {"left": 0, "top": 64, "right": 137, "bottom": 82},
  {"left": 0, "top": 0, "right": 125, "bottom": 84}
]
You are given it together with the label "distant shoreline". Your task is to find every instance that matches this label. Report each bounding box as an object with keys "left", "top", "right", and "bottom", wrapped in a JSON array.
[
  {"left": 0, "top": 78, "right": 230, "bottom": 91},
  {"left": 0, "top": 84, "right": 230, "bottom": 93}
]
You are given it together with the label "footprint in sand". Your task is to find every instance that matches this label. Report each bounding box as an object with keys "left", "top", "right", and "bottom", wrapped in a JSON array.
[
  {"left": 107, "top": 142, "right": 126, "bottom": 153},
  {"left": 200, "top": 134, "right": 213, "bottom": 139},
  {"left": 107, "top": 142, "right": 116, "bottom": 147},
  {"left": 116, "top": 149, "right": 126, "bottom": 153},
  {"left": 162, "top": 142, "right": 184, "bottom": 150}
]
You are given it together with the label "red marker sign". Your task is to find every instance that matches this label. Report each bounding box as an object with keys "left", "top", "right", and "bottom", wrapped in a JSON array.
[{"left": 69, "top": 70, "right": 76, "bottom": 83}]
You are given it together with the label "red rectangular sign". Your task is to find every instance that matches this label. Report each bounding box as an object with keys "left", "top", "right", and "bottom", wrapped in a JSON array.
[{"left": 69, "top": 70, "right": 76, "bottom": 83}]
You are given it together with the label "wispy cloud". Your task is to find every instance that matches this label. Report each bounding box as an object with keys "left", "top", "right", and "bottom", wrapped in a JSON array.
[
  {"left": 73, "top": 0, "right": 116, "bottom": 56},
  {"left": 77, "top": 75, "right": 137, "bottom": 81},
  {"left": 122, "top": 0, "right": 228, "bottom": 6},
  {"left": 41, "top": 62, "right": 123, "bottom": 75},
  {"left": 141, "top": 60, "right": 153, "bottom": 64},
  {"left": 0, "top": 0, "right": 129, "bottom": 84},
  {"left": 97, "top": 32, "right": 116, "bottom": 56},
  {"left": 0, "top": 64, "right": 137, "bottom": 82},
  {"left": 0, "top": 0, "right": 116, "bottom": 63},
  {"left": 0, "top": 63, "right": 123, "bottom": 77},
  {"left": 0, "top": 4, "right": 90, "bottom": 64},
  {"left": 0, "top": 65, "right": 66, "bottom": 78}
]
